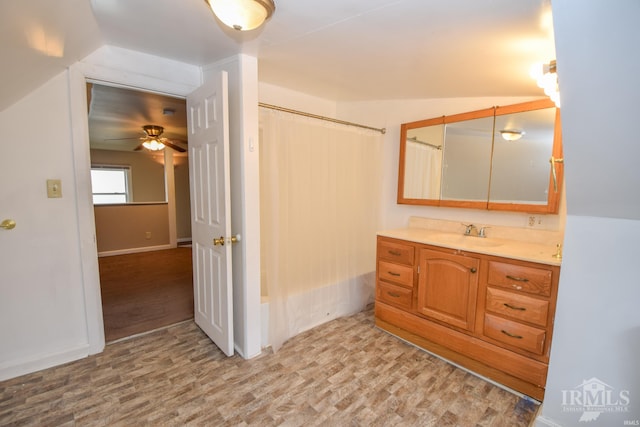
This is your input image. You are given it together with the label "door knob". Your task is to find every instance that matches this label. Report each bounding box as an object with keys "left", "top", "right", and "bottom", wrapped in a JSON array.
[
  {"left": 1, "top": 219, "right": 16, "bottom": 230},
  {"left": 213, "top": 234, "right": 241, "bottom": 246}
]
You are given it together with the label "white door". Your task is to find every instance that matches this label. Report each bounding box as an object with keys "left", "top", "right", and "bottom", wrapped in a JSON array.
[{"left": 187, "top": 71, "right": 234, "bottom": 356}]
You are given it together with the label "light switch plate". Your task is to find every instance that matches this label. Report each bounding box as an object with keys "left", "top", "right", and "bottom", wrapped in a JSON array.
[{"left": 47, "top": 179, "right": 62, "bottom": 198}]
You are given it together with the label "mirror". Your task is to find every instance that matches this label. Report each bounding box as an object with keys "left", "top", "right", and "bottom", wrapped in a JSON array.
[
  {"left": 398, "top": 99, "right": 563, "bottom": 213},
  {"left": 404, "top": 121, "right": 444, "bottom": 200},
  {"left": 490, "top": 106, "right": 556, "bottom": 206},
  {"left": 441, "top": 115, "right": 494, "bottom": 203}
]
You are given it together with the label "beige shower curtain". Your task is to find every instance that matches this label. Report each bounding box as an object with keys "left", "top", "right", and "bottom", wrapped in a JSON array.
[
  {"left": 403, "top": 139, "right": 443, "bottom": 199},
  {"left": 259, "top": 107, "right": 382, "bottom": 352}
]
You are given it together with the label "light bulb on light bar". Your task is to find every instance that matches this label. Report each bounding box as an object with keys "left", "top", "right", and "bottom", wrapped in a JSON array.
[{"left": 530, "top": 60, "right": 560, "bottom": 108}]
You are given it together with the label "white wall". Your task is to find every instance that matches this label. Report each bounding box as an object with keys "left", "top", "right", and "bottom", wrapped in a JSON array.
[
  {"left": 259, "top": 82, "right": 338, "bottom": 118},
  {"left": 0, "top": 46, "right": 202, "bottom": 380},
  {"left": 0, "top": 72, "right": 92, "bottom": 379},
  {"left": 536, "top": 1, "right": 640, "bottom": 426}
]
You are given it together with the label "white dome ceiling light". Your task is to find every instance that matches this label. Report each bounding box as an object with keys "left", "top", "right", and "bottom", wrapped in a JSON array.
[{"left": 204, "top": 0, "right": 275, "bottom": 31}]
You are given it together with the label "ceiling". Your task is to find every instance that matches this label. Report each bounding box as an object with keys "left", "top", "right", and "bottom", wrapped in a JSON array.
[
  {"left": 1, "top": 0, "right": 556, "bottom": 137},
  {"left": 87, "top": 83, "right": 188, "bottom": 152},
  {"left": 89, "top": 0, "right": 556, "bottom": 101}
]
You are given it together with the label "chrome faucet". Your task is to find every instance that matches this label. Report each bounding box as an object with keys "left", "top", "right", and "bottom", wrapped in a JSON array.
[
  {"left": 462, "top": 224, "right": 489, "bottom": 238},
  {"left": 463, "top": 224, "right": 478, "bottom": 236}
]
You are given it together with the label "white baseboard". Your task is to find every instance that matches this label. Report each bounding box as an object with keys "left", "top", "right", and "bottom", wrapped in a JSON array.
[
  {"left": 0, "top": 344, "right": 90, "bottom": 382},
  {"left": 532, "top": 415, "right": 563, "bottom": 427},
  {"left": 98, "top": 244, "right": 173, "bottom": 257},
  {"left": 531, "top": 405, "right": 563, "bottom": 427}
]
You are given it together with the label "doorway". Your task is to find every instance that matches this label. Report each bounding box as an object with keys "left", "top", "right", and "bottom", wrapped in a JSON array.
[{"left": 87, "top": 82, "right": 194, "bottom": 342}]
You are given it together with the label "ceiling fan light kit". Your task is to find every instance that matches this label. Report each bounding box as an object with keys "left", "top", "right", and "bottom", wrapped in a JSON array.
[
  {"left": 137, "top": 125, "right": 187, "bottom": 153},
  {"left": 204, "top": 0, "right": 275, "bottom": 31},
  {"left": 142, "top": 139, "right": 166, "bottom": 151}
]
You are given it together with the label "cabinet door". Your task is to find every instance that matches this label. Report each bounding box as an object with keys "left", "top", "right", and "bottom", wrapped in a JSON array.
[{"left": 417, "top": 248, "right": 479, "bottom": 331}]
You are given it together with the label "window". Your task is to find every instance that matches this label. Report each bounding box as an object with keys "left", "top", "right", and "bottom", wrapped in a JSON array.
[{"left": 91, "top": 166, "right": 132, "bottom": 204}]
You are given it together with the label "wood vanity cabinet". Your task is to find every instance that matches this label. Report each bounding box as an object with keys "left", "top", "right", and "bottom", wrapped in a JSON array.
[
  {"left": 375, "top": 235, "right": 560, "bottom": 401},
  {"left": 417, "top": 249, "right": 479, "bottom": 332}
]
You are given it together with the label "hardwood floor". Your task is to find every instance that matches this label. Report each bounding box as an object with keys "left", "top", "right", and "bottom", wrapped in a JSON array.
[
  {"left": 0, "top": 308, "right": 539, "bottom": 426},
  {"left": 99, "top": 247, "right": 194, "bottom": 342}
]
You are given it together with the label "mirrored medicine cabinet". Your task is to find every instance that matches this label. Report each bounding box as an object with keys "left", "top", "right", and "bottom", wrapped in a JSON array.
[{"left": 398, "top": 99, "right": 563, "bottom": 213}]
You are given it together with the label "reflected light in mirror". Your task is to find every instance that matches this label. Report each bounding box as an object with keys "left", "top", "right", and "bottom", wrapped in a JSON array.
[{"left": 499, "top": 129, "right": 525, "bottom": 141}]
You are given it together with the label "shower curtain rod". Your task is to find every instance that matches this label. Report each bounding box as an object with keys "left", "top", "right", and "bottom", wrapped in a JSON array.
[
  {"left": 259, "top": 102, "right": 386, "bottom": 134},
  {"left": 407, "top": 136, "right": 442, "bottom": 150}
]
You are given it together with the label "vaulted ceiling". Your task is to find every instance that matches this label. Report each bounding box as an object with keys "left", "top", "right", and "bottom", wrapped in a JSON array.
[{"left": 0, "top": 0, "right": 555, "bottom": 113}]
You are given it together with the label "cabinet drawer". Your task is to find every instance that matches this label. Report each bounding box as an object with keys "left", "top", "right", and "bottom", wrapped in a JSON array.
[
  {"left": 488, "top": 261, "right": 552, "bottom": 297},
  {"left": 486, "top": 287, "right": 549, "bottom": 327},
  {"left": 378, "top": 261, "right": 414, "bottom": 288},
  {"left": 484, "top": 313, "right": 546, "bottom": 355},
  {"left": 376, "top": 281, "right": 413, "bottom": 310},
  {"left": 378, "top": 239, "right": 414, "bottom": 266}
]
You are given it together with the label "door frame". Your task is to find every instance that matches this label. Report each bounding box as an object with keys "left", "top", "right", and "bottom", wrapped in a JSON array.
[{"left": 68, "top": 59, "right": 202, "bottom": 354}]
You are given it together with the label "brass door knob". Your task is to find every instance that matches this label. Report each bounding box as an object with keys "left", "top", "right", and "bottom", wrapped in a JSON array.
[
  {"left": 1, "top": 219, "right": 16, "bottom": 230},
  {"left": 214, "top": 234, "right": 241, "bottom": 246}
]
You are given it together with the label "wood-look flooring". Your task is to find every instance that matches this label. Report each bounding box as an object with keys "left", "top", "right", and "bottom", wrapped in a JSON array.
[
  {"left": 99, "top": 247, "right": 194, "bottom": 342},
  {"left": 0, "top": 307, "right": 538, "bottom": 426}
]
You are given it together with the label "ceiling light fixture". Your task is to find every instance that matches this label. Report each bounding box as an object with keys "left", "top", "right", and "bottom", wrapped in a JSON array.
[
  {"left": 530, "top": 60, "right": 560, "bottom": 107},
  {"left": 204, "top": 0, "right": 275, "bottom": 31},
  {"left": 499, "top": 129, "right": 525, "bottom": 141}
]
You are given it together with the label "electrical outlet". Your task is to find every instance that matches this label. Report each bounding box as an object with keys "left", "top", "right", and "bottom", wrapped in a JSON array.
[{"left": 145, "top": 231, "right": 152, "bottom": 239}]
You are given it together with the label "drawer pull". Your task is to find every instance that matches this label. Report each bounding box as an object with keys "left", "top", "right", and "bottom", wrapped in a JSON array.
[
  {"left": 503, "top": 303, "right": 526, "bottom": 311},
  {"left": 506, "top": 275, "right": 529, "bottom": 282},
  {"left": 388, "top": 250, "right": 402, "bottom": 256},
  {"left": 388, "top": 271, "right": 401, "bottom": 277},
  {"left": 387, "top": 292, "right": 401, "bottom": 298},
  {"left": 501, "top": 329, "right": 523, "bottom": 339}
]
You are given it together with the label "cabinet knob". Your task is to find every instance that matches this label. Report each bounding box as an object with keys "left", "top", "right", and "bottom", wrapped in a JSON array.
[{"left": 470, "top": 267, "right": 477, "bottom": 273}]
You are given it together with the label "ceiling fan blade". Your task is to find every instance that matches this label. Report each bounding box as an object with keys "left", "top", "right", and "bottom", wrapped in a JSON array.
[
  {"left": 133, "top": 144, "right": 144, "bottom": 151},
  {"left": 163, "top": 140, "right": 187, "bottom": 152}
]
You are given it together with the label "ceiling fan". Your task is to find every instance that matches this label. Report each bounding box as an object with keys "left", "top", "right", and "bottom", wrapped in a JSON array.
[{"left": 135, "top": 125, "right": 187, "bottom": 153}]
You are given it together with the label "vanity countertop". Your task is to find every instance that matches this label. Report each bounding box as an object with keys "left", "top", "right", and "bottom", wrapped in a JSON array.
[{"left": 378, "top": 227, "right": 562, "bottom": 266}]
